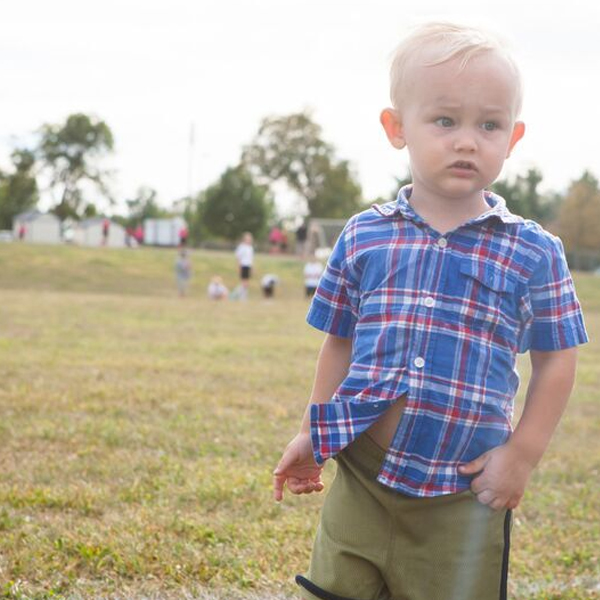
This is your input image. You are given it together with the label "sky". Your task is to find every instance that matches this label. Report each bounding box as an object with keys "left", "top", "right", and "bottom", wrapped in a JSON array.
[{"left": 2, "top": 0, "right": 600, "bottom": 217}]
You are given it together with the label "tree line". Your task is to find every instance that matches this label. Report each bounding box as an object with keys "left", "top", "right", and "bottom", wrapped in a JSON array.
[{"left": 1, "top": 111, "right": 599, "bottom": 258}]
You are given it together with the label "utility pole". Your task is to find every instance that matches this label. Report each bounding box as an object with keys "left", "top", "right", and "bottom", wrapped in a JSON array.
[{"left": 188, "top": 121, "right": 195, "bottom": 201}]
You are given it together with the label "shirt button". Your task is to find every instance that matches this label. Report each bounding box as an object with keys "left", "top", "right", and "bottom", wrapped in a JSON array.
[
  {"left": 424, "top": 296, "right": 435, "bottom": 308},
  {"left": 414, "top": 356, "right": 425, "bottom": 368},
  {"left": 437, "top": 237, "right": 448, "bottom": 248}
]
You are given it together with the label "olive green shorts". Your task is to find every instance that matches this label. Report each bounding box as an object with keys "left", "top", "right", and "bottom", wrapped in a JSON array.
[{"left": 297, "top": 433, "right": 511, "bottom": 600}]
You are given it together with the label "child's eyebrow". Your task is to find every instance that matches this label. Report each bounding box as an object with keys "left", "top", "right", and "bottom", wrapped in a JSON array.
[
  {"left": 423, "top": 101, "right": 462, "bottom": 111},
  {"left": 481, "top": 105, "right": 510, "bottom": 114},
  {"left": 424, "top": 101, "right": 511, "bottom": 118}
]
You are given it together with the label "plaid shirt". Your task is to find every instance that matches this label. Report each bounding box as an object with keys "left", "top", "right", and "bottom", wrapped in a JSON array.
[{"left": 306, "top": 186, "right": 588, "bottom": 497}]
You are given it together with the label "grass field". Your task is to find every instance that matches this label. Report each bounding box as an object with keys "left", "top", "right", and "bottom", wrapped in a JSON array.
[{"left": 0, "top": 243, "right": 598, "bottom": 600}]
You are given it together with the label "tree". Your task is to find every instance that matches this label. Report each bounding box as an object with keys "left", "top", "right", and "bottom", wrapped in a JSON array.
[
  {"left": 125, "top": 186, "right": 169, "bottom": 227},
  {"left": 243, "top": 111, "right": 364, "bottom": 218},
  {"left": 201, "top": 164, "right": 272, "bottom": 241},
  {"left": 183, "top": 192, "right": 209, "bottom": 246},
  {"left": 82, "top": 203, "right": 98, "bottom": 218},
  {"left": 0, "top": 149, "right": 39, "bottom": 229},
  {"left": 556, "top": 171, "right": 600, "bottom": 252},
  {"left": 491, "top": 168, "right": 557, "bottom": 222},
  {"left": 37, "top": 113, "right": 114, "bottom": 219},
  {"left": 310, "top": 160, "right": 363, "bottom": 218}
]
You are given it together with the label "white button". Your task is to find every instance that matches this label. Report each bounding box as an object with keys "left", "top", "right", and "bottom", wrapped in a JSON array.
[
  {"left": 414, "top": 357, "right": 425, "bottom": 368},
  {"left": 437, "top": 237, "right": 448, "bottom": 248},
  {"left": 424, "top": 296, "right": 435, "bottom": 308}
]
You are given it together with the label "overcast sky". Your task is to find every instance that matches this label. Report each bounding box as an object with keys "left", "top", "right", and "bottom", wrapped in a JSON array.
[{"left": 2, "top": 0, "right": 599, "bottom": 216}]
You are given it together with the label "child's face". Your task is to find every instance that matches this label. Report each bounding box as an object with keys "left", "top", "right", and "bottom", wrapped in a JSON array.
[{"left": 382, "top": 52, "right": 525, "bottom": 204}]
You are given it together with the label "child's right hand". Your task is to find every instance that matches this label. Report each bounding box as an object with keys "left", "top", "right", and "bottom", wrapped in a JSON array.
[{"left": 273, "top": 433, "right": 324, "bottom": 502}]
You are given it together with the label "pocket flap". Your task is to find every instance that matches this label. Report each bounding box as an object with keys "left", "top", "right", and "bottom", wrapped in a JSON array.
[{"left": 459, "top": 260, "right": 516, "bottom": 293}]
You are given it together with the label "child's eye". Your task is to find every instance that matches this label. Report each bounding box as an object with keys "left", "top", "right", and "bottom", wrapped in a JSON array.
[
  {"left": 435, "top": 117, "right": 454, "bottom": 128},
  {"left": 482, "top": 121, "right": 498, "bottom": 131}
]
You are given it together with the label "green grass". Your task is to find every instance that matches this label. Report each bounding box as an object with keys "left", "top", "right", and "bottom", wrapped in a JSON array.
[
  {"left": 0, "top": 243, "right": 598, "bottom": 599},
  {"left": 0, "top": 244, "right": 303, "bottom": 300}
]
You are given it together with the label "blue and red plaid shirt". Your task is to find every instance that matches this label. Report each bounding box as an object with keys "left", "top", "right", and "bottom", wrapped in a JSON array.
[{"left": 306, "top": 186, "right": 588, "bottom": 497}]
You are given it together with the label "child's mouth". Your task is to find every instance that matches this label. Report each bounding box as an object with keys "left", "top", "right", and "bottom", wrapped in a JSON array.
[{"left": 449, "top": 161, "right": 477, "bottom": 171}]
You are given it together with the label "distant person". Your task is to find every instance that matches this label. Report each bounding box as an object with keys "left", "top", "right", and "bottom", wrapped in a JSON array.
[
  {"left": 125, "top": 227, "right": 137, "bottom": 248},
  {"left": 102, "top": 218, "right": 110, "bottom": 246},
  {"left": 208, "top": 275, "right": 228, "bottom": 301},
  {"left": 174, "top": 249, "right": 192, "bottom": 297},
  {"left": 268, "top": 226, "right": 283, "bottom": 254},
  {"left": 234, "top": 232, "right": 254, "bottom": 300},
  {"left": 296, "top": 221, "right": 308, "bottom": 256},
  {"left": 134, "top": 224, "right": 144, "bottom": 245},
  {"left": 261, "top": 273, "right": 279, "bottom": 299},
  {"left": 179, "top": 225, "right": 189, "bottom": 247},
  {"left": 303, "top": 256, "right": 323, "bottom": 298},
  {"left": 273, "top": 22, "right": 588, "bottom": 600},
  {"left": 18, "top": 224, "right": 26, "bottom": 241},
  {"left": 280, "top": 229, "right": 289, "bottom": 253}
]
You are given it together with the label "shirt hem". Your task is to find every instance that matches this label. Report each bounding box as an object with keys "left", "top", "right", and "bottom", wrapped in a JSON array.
[
  {"left": 530, "top": 328, "right": 589, "bottom": 352},
  {"left": 375, "top": 473, "right": 474, "bottom": 498}
]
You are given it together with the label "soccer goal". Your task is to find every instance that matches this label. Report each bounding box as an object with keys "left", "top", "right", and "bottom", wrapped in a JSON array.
[{"left": 307, "top": 218, "right": 348, "bottom": 259}]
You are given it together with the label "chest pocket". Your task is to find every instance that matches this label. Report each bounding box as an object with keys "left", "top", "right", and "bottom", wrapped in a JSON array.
[{"left": 457, "top": 260, "right": 518, "bottom": 334}]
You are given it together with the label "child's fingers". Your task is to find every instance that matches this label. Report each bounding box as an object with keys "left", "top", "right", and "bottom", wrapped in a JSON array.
[
  {"left": 273, "top": 473, "right": 287, "bottom": 502},
  {"left": 474, "top": 489, "right": 496, "bottom": 506},
  {"left": 506, "top": 496, "right": 520, "bottom": 510},
  {"left": 458, "top": 452, "right": 489, "bottom": 475},
  {"left": 274, "top": 474, "right": 309, "bottom": 499},
  {"left": 309, "top": 476, "right": 324, "bottom": 493},
  {"left": 273, "top": 471, "right": 324, "bottom": 500},
  {"left": 273, "top": 448, "right": 299, "bottom": 478},
  {"left": 489, "top": 497, "right": 507, "bottom": 511},
  {"left": 287, "top": 477, "right": 310, "bottom": 494},
  {"left": 288, "top": 477, "right": 319, "bottom": 495},
  {"left": 469, "top": 475, "right": 489, "bottom": 495}
]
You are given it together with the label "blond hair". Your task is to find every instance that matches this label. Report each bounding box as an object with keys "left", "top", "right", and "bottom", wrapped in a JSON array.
[{"left": 389, "top": 22, "right": 523, "bottom": 115}]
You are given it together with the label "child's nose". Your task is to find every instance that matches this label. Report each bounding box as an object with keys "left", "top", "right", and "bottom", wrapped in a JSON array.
[{"left": 453, "top": 131, "right": 477, "bottom": 152}]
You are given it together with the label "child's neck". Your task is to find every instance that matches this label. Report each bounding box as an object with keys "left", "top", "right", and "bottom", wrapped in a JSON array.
[{"left": 408, "top": 187, "right": 490, "bottom": 235}]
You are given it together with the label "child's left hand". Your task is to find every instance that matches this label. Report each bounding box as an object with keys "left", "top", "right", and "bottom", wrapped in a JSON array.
[{"left": 458, "top": 442, "right": 534, "bottom": 511}]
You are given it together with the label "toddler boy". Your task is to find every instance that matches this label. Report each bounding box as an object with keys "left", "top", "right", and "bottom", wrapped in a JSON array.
[{"left": 273, "top": 22, "right": 588, "bottom": 600}]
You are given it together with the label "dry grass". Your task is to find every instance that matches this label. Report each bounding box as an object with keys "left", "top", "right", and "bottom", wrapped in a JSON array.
[{"left": 0, "top": 243, "right": 598, "bottom": 599}]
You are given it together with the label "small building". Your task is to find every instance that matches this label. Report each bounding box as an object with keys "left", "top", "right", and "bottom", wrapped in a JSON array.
[
  {"left": 143, "top": 217, "right": 187, "bottom": 246},
  {"left": 74, "top": 217, "right": 127, "bottom": 248},
  {"left": 12, "top": 211, "right": 61, "bottom": 244}
]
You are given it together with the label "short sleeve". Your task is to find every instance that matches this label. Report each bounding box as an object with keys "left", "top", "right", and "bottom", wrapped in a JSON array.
[
  {"left": 522, "top": 235, "right": 588, "bottom": 352},
  {"left": 306, "top": 220, "right": 360, "bottom": 338}
]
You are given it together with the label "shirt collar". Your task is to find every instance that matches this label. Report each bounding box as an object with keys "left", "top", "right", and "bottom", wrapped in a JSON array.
[{"left": 373, "top": 184, "right": 522, "bottom": 226}]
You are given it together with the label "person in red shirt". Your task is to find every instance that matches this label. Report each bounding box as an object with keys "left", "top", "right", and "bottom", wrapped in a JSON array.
[
  {"left": 269, "top": 225, "right": 283, "bottom": 254},
  {"left": 179, "top": 226, "right": 189, "bottom": 247},
  {"left": 102, "top": 219, "right": 110, "bottom": 246}
]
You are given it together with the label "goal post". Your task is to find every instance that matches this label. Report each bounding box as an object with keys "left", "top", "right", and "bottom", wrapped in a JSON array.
[{"left": 307, "top": 218, "right": 348, "bottom": 259}]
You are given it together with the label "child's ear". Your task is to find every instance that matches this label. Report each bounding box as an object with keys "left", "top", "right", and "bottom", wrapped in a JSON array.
[
  {"left": 380, "top": 108, "right": 406, "bottom": 150},
  {"left": 506, "top": 121, "right": 525, "bottom": 157}
]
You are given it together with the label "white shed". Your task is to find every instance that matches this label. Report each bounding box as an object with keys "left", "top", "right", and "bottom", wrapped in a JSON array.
[
  {"left": 143, "top": 217, "right": 186, "bottom": 246},
  {"left": 74, "top": 217, "right": 127, "bottom": 248},
  {"left": 12, "top": 211, "right": 61, "bottom": 244}
]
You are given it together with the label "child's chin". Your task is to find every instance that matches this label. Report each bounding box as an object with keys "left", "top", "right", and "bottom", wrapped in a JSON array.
[{"left": 440, "top": 179, "right": 483, "bottom": 197}]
